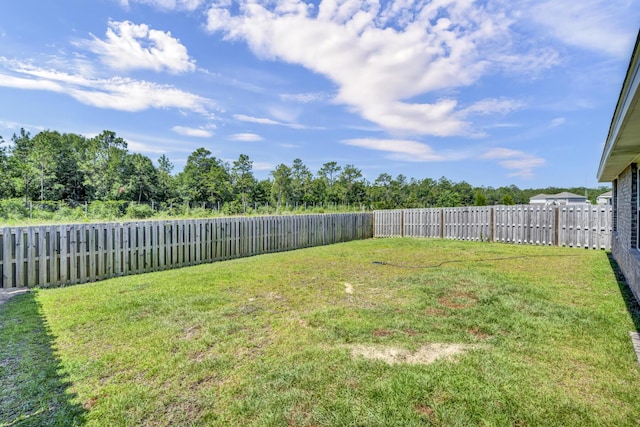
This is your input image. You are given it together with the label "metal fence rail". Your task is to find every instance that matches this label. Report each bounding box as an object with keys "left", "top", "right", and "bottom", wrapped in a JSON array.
[
  {"left": 375, "top": 205, "right": 612, "bottom": 250},
  {"left": 0, "top": 213, "right": 373, "bottom": 288}
]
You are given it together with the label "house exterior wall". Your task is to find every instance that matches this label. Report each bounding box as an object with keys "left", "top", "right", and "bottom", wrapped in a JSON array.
[
  {"left": 529, "top": 197, "right": 588, "bottom": 205},
  {"left": 597, "top": 197, "right": 612, "bottom": 205},
  {"left": 611, "top": 164, "right": 640, "bottom": 301},
  {"left": 596, "top": 191, "right": 613, "bottom": 205}
]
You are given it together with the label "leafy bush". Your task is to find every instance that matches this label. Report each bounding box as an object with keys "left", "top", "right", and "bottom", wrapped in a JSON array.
[
  {"left": 222, "top": 200, "right": 243, "bottom": 215},
  {"left": 126, "top": 203, "right": 154, "bottom": 219},
  {"left": 88, "top": 201, "right": 127, "bottom": 220},
  {"left": 0, "top": 198, "right": 29, "bottom": 219}
]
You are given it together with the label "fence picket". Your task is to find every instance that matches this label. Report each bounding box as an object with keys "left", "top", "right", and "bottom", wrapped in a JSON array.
[
  {"left": 4, "top": 207, "right": 611, "bottom": 290},
  {"left": 374, "top": 205, "right": 611, "bottom": 250}
]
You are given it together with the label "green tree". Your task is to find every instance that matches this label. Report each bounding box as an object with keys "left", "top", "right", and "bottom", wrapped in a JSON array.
[
  {"left": 178, "top": 148, "right": 231, "bottom": 206},
  {"left": 231, "top": 154, "right": 255, "bottom": 213},
  {"left": 308, "top": 177, "right": 328, "bottom": 207},
  {"left": 253, "top": 179, "right": 272, "bottom": 208},
  {"left": 80, "top": 130, "right": 128, "bottom": 201},
  {"left": 205, "top": 160, "right": 232, "bottom": 207},
  {"left": 290, "top": 158, "right": 312, "bottom": 207},
  {"left": 8, "top": 128, "right": 36, "bottom": 203},
  {"left": 53, "top": 133, "right": 91, "bottom": 202},
  {"left": 156, "top": 154, "right": 176, "bottom": 203},
  {"left": 337, "top": 164, "right": 366, "bottom": 205},
  {"left": 415, "top": 177, "right": 437, "bottom": 207},
  {"left": 271, "top": 163, "right": 292, "bottom": 209},
  {"left": 178, "top": 148, "right": 214, "bottom": 203},
  {"left": 474, "top": 189, "right": 488, "bottom": 206},
  {"left": 390, "top": 174, "right": 409, "bottom": 207},
  {"left": 0, "top": 135, "right": 10, "bottom": 199},
  {"left": 369, "top": 173, "right": 393, "bottom": 209},
  {"left": 500, "top": 194, "right": 515, "bottom": 205},
  {"left": 31, "top": 130, "right": 60, "bottom": 201},
  {"left": 453, "top": 181, "right": 474, "bottom": 206},
  {"left": 435, "top": 189, "right": 461, "bottom": 207},
  {"left": 124, "top": 153, "right": 158, "bottom": 203},
  {"left": 318, "top": 161, "right": 342, "bottom": 204}
]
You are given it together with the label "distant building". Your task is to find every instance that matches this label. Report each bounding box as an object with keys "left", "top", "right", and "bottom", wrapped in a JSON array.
[
  {"left": 596, "top": 191, "right": 612, "bottom": 205},
  {"left": 529, "top": 192, "right": 588, "bottom": 205}
]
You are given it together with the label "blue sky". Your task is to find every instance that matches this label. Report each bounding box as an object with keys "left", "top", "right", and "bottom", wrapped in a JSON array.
[{"left": 0, "top": 0, "right": 638, "bottom": 188}]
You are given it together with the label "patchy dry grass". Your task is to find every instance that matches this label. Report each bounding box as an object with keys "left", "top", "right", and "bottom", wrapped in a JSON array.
[
  {"left": 1, "top": 238, "right": 639, "bottom": 426},
  {"left": 346, "top": 343, "right": 486, "bottom": 365}
]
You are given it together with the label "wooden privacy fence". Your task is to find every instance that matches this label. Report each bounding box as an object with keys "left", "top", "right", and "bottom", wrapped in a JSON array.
[
  {"left": 375, "top": 205, "right": 612, "bottom": 250},
  {"left": 0, "top": 213, "right": 373, "bottom": 288}
]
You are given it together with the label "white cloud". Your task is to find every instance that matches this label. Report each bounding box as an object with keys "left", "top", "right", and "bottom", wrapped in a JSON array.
[
  {"left": 530, "top": 1, "right": 639, "bottom": 58},
  {"left": 118, "top": 131, "right": 202, "bottom": 153},
  {"left": 206, "top": 0, "right": 553, "bottom": 136},
  {"left": 253, "top": 161, "right": 275, "bottom": 171},
  {"left": 0, "top": 119, "right": 46, "bottom": 134},
  {"left": 268, "top": 105, "right": 300, "bottom": 124},
  {"left": 549, "top": 117, "right": 566, "bottom": 127},
  {"left": 233, "top": 113, "right": 308, "bottom": 129},
  {"left": 234, "top": 114, "right": 283, "bottom": 126},
  {"left": 462, "top": 98, "right": 526, "bottom": 116},
  {"left": 480, "top": 147, "right": 545, "bottom": 179},
  {"left": 126, "top": 139, "right": 168, "bottom": 154},
  {"left": 0, "top": 58, "right": 212, "bottom": 114},
  {"left": 491, "top": 48, "right": 560, "bottom": 76},
  {"left": 280, "top": 92, "right": 330, "bottom": 103},
  {"left": 485, "top": 123, "right": 521, "bottom": 129},
  {"left": 480, "top": 147, "right": 524, "bottom": 160},
  {"left": 229, "top": 133, "right": 263, "bottom": 142},
  {"left": 342, "top": 138, "right": 468, "bottom": 162},
  {"left": 171, "top": 126, "right": 213, "bottom": 137},
  {"left": 119, "top": 0, "right": 205, "bottom": 11},
  {"left": 500, "top": 157, "right": 546, "bottom": 179},
  {"left": 84, "top": 20, "right": 196, "bottom": 73}
]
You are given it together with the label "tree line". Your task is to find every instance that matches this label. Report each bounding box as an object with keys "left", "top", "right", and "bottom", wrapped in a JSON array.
[{"left": 0, "top": 128, "right": 610, "bottom": 218}]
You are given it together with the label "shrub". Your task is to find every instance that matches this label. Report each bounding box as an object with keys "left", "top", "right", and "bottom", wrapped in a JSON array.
[
  {"left": 126, "top": 203, "right": 154, "bottom": 219},
  {"left": 88, "top": 201, "right": 128, "bottom": 220},
  {"left": 0, "top": 198, "right": 29, "bottom": 219}
]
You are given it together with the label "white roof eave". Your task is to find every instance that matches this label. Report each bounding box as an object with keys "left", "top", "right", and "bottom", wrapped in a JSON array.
[{"left": 598, "top": 30, "right": 640, "bottom": 183}]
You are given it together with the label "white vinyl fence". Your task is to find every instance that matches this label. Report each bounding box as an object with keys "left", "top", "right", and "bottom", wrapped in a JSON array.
[
  {"left": 375, "top": 205, "right": 612, "bottom": 250},
  {"left": 0, "top": 213, "right": 373, "bottom": 288}
]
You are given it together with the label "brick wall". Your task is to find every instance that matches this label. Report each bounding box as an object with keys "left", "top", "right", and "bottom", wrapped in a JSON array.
[{"left": 611, "top": 164, "right": 640, "bottom": 301}]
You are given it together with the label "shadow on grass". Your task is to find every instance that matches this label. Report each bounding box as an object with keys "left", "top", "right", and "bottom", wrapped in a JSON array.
[
  {"left": 607, "top": 253, "right": 640, "bottom": 333},
  {"left": 0, "top": 291, "right": 85, "bottom": 426}
]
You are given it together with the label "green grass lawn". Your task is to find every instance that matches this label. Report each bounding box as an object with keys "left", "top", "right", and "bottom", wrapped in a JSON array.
[{"left": 1, "top": 238, "right": 639, "bottom": 426}]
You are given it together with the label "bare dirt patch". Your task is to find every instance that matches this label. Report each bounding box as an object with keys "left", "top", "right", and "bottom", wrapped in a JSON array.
[
  {"left": 438, "top": 291, "right": 478, "bottom": 309},
  {"left": 0, "top": 288, "right": 29, "bottom": 307},
  {"left": 182, "top": 326, "right": 201, "bottom": 341},
  {"left": 467, "top": 327, "right": 490, "bottom": 340},
  {"left": 343, "top": 283, "right": 354, "bottom": 294},
  {"left": 415, "top": 403, "right": 435, "bottom": 418},
  {"left": 425, "top": 307, "right": 449, "bottom": 316},
  {"left": 83, "top": 396, "right": 99, "bottom": 410},
  {"left": 347, "top": 343, "right": 485, "bottom": 365}
]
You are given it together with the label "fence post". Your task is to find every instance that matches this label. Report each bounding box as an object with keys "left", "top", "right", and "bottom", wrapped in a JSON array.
[
  {"left": 401, "top": 210, "right": 405, "bottom": 237},
  {"left": 554, "top": 207, "right": 559, "bottom": 246},
  {"left": 440, "top": 209, "right": 444, "bottom": 239},
  {"left": 490, "top": 207, "right": 495, "bottom": 242}
]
